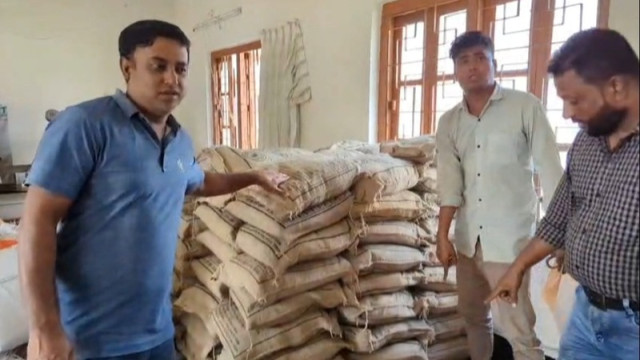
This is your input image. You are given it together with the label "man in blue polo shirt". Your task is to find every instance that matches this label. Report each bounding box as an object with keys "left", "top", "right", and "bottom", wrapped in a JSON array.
[{"left": 18, "top": 20, "right": 286, "bottom": 360}]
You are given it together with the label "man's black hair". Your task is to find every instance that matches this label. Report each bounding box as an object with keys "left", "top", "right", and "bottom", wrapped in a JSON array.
[
  {"left": 449, "top": 31, "right": 494, "bottom": 60},
  {"left": 548, "top": 28, "right": 639, "bottom": 85},
  {"left": 118, "top": 20, "right": 191, "bottom": 60}
]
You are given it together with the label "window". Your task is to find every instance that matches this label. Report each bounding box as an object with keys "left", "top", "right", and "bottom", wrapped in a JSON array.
[
  {"left": 211, "top": 42, "right": 261, "bottom": 149},
  {"left": 378, "top": 0, "right": 610, "bottom": 149}
]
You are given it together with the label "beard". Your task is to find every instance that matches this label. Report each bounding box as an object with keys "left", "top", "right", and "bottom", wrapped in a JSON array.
[{"left": 580, "top": 104, "right": 628, "bottom": 137}]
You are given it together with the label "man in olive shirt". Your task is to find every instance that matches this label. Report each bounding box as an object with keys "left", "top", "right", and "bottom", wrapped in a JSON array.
[{"left": 489, "top": 29, "right": 639, "bottom": 360}]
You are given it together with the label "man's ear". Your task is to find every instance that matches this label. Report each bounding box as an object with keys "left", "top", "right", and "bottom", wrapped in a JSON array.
[
  {"left": 120, "top": 57, "right": 132, "bottom": 83},
  {"left": 606, "top": 75, "right": 630, "bottom": 104}
]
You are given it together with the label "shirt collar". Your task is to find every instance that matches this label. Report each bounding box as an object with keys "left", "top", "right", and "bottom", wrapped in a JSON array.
[
  {"left": 112, "top": 89, "right": 181, "bottom": 133},
  {"left": 456, "top": 82, "right": 504, "bottom": 112}
]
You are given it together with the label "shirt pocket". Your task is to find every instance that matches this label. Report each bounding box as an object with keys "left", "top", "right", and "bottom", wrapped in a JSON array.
[{"left": 487, "top": 132, "right": 518, "bottom": 164}]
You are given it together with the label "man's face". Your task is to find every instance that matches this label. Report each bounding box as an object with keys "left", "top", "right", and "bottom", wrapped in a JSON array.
[
  {"left": 554, "top": 70, "right": 627, "bottom": 137},
  {"left": 120, "top": 37, "right": 189, "bottom": 120},
  {"left": 454, "top": 45, "right": 496, "bottom": 93}
]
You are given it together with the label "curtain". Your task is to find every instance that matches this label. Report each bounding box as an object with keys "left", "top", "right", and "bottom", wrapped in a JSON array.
[{"left": 258, "top": 19, "right": 311, "bottom": 148}]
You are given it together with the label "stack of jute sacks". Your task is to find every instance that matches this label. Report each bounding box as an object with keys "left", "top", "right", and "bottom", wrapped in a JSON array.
[{"left": 172, "top": 137, "right": 469, "bottom": 360}]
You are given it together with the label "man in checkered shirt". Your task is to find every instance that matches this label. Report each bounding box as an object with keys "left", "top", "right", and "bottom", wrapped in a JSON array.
[{"left": 488, "top": 29, "right": 639, "bottom": 359}]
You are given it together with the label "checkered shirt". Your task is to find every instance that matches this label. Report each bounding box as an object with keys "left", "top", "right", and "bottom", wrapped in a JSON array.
[{"left": 536, "top": 129, "right": 639, "bottom": 301}]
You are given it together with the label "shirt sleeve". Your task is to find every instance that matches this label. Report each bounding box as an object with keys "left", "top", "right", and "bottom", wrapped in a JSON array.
[
  {"left": 535, "top": 150, "right": 573, "bottom": 248},
  {"left": 26, "top": 107, "right": 99, "bottom": 201},
  {"left": 525, "top": 98, "right": 564, "bottom": 211},
  {"left": 436, "top": 113, "right": 464, "bottom": 207}
]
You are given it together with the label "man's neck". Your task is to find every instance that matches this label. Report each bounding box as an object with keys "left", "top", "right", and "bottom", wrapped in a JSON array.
[{"left": 464, "top": 83, "right": 496, "bottom": 117}]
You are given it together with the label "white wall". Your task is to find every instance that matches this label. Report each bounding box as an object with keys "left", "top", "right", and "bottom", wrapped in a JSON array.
[
  {"left": 0, "top": 0, "right": 176, "bottom": 164},
  {"left": 176, "top": 0, "right": 640, "bottom": 152}
]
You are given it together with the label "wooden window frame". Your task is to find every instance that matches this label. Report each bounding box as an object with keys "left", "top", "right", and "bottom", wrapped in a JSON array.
[
  {"left": 377, "top": 0, "right": 611, "bottom": 142},
  {"left": 211, "top": 41, "right": 261, "bottom": 149}
]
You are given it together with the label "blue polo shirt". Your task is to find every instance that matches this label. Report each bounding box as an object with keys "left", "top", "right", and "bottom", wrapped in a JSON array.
[{"left": 26, "top": 90, "right": 205, "bottom": 358}]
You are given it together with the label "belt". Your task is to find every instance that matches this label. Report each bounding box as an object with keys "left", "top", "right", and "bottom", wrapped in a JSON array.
[{"left": 583, "top": 286, "right": 639, "bottom": 312}]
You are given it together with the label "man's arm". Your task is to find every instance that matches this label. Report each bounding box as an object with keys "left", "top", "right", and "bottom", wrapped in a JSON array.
[
  {"left": 526, "top": 100, "right": 564, "bottom": 210},
  {"left": 435, "top": 114, "right": 463, "bottom": 239},
  {"left": 191, "top": 171, "right": 264, "bottom": 197}
]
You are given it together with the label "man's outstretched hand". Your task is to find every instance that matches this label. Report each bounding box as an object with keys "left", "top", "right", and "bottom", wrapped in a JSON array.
[
  {"left": 253, "top": 170, "right": 290, "bottom": 194},
  {"left": 485, "top": 265, "right": 525, "bottom": 306}
]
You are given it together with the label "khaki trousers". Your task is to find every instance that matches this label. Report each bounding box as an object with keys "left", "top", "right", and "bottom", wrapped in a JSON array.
[{"left": 456, "top": 240, "right": 544, "bottom": 360}]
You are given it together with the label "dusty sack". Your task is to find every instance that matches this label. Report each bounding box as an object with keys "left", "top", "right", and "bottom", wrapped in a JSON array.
[
  {"left": 352, "top": 269, "right": 427, "bottom": 297},
  {"left": 262, "top": 335, "right": 347, "bottom": 360},
  {"left": 350, "top": 191, "right": 426, "bottom": 222},
  {"left": 356, "top": 221, "right": 433, "bottom": 248},
  {"left": 231, "top": 281, "right": 354, "bottom": 329},
  {"left": 196, "top": 147, "right": 229, "bottom": 173},
  {"left": 225, "top": 255, "right": 355, "bottom": 307},
  {"left": 236, "top": 219, "right": 355, "bottom": 278},
  {"left": 413, "top": 291, "right": 458, "bottom": 318},
  {"left": 380, "top": 135, "right": 437, "bottom": 165},
  {"left": 175, "top": 238, "right": 210, "bottom": 276},
  {"left": 174, "top": 285, "right": 220, "bottom": 336},
  {"left": 346, "top": 244, "right": 427, "bottom": 275},
  {"left": 225, "top": 192, "right": 353, "bottom": 244},
  {"left": 195, "top": 230, "right": 238, "bottom": 263},
  {"left": 178, "top": 216, "right": 207, "bottom": 240},
  {"left": 350, "top": 154, "right": 420, "bottom": 203},
  {"left": 214, "top": 146, "right": 253, "bottom": 172},
  {"left": 211, "top": 302, "right": 342, "bottom": 360},
  {"left": 235, "top": 157, "right": 359, "bottom": 221},
  {"left": 428, "top": 314, "right": 466, "bottom": 344},
  {"left": 427, "top": 336, "right": 469, "bottom": 360},
  {"left": 193, "top": 204, "right": 243, "bottom": 247},
  {"left": 190, "top": 255, "right": 226, "bottom": 301},
  {"left": 178, "top": 313, "right": 219, "bottom": 360},
  {"left": 344, "top": 340, "right": 428, "bottom": 360},
  {"left": 338, "top": 291, "right": 417, "bottom": 327},
  {"left": 412, "top": 166, "right": 437, "bottom": 193},
  {"left": 343, "top": 320, "right": 435, "bottom": 353},
  {"left": 415, "top": 266, "right": 457, "bottom": 292}
]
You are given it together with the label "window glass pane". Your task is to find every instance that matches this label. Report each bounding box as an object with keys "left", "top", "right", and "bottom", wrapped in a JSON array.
[
  {"left": 398, "top": 85, "right": 423, "bottom": 139},
  {"left": 492, "top": 0, "right": 533, "bottom": 73},
  {"left": 437, "top": 10, "right": 467, "bottom": 75},
  {"left": 400, "top": 22, "right": 425, "bottom": 82}
]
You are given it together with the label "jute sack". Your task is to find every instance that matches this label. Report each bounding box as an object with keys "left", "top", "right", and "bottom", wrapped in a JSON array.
[
  {"left": 352, "top": 270, "right": 427, "bottom": 297},
  {"left": 415, "top": 266, "right": 457, "bottom": 292},
  {"left": 174, "top": 285, "right": 220, "bottom": 336},
  {"left": 428, "top": 314, "right": 466, "bottom": 344},
  {"left": 225, "top": 192, "right": 353, "bottom": 247},
  {"left": 417, "top": 216, "right": 438, "bottom": 240},
  {"left": 420, "top": 193, "right": 439, "bottom": 218},
  {"left": 193, "top": 204, "right": 243, "bottom": 248},
  {"left": 318, "top": 139, "right": 381, "bottom": 155},
  {"left": 211, "top": 302, "right": 342, "bottom": 360},
  {"left": 338, "top": 291, "right": 417, "bottom": 327},
  {"left": 426, "top": 336, "right": 469, "bottom": 360},
  {"left": 198, "top": 194, "right": 234, "bottom": 209},
  {"left": 262, "top": 334, "right": 348, "bottom": 360},
  {"left": 343, "top": 320, "right": 435, "bottom": 353},
  {"left": 196, "top": 147, "right": 229, "bottom": 173},
  {"left": 178, "top": 216, "right": 207, "bottom": 240},
  {"left": 412, "top": 166, "right": 437, "bottom": 193},
  {"left": 350, "top": 154, "right": 420, "bottom": 203},
  {"left": 345, "top": 340, "right": 428, "bottom": 360},
  {"left": 350, "top": 191, "right": 426, "bottom": 222},
  {"left": 242, "top": 147, "right": 316, "bottom": 165},
  {"left": 178, "top": 313, "right": 219, "bottom": 360},
  {"left": 413, "top": 291, "right": 458, "bottom": 318},
  {"left": 235, "top": 157, "right": 358, "bottom": 222},
  {"left": 225, "top": 255, "right": 355, "bottom": 307},
  {"left": 190, "top": 255, "right": 227, "bottom": 301},
  {"left": 214, "top": 146, "right": 253, "bottom": 172},
  {"left": 175, "top": 238, "right": 210, "bottom": 276},
  {"left": 356, "top": 221, "right": 433, "bottom": 248},
  {"left": 346, "top": 244, "right": 427, "bottom": 275},
  {"left": 195, "top": 231, "right": 238, "bottom": 263},
  {"left": 236, "top": 219, "right": 355, "bottom": 279},
  {"left": 380, "top": 135, "right": 437, "bottom": 165},
  {"left": 231, "top": 281, "right": 354, "bottom": 329}
]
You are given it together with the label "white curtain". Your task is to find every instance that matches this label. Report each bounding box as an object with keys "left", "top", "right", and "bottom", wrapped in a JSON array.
[{"left": 258, "top": 19, "right": 312, "bottom": 149}]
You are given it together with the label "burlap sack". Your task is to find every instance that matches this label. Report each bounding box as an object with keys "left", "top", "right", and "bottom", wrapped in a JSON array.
[
  {"left": 412, "top": 166, "right": 437, "bottom": 193},
  {"left": 236, "top": 219, "right": 355, "bottom": 278},
  {"left": 413, "top": 291, "right": 458, "bottom": 318},
  {"left": 231, "top": 281, "right": 353, "bottom": 329},
  {"left": 195, "top": 231, "right": 238, "bottom": 263},
  {"left": 428, "top": 314, "right": 466, "bottom": 344},
  {"left": 356, "top": 221, "right": 433, "bottom": 248},
  {"left": 344, "top": 340, "right": 428, "bottom": 360},
  {"left": 235, "top": 157, "right": 358, "bottom": 221},
  {"left": 225, "top": 192, "right": 353, "bottom": 246},
  {"left": 318, "top": 140, "right": 381, "bottom": 155},
  {"left": 350, "top": 191, "right": 426, "bottom": 222},
  {"left": 225, "top": 255, "right": 355, "bottom": 307},
  {"left": 190, "top": 255, "right": 227, "bottom": 300},
  {"left": 178, "top": 313, "right": 219, "bottom": 360},
  {"left": 426, "top": 336, "right": 469, "bottom": 360},
  {"left": 350, "top": 154, "right": 420, "bottom": 203},
  {"left": 175, "top": 238, "right": 210, "bottom": 276},
  {"left": 415, "top": 266, "right": 457, "bottom": 292},
  {"left": 380, "top": 135, "right": 437, "bottom": 165},
  {"left": 215, "top": 146, "right": 253, "bottom": 172},
  {"left": 352, "top": 270, "right": 427, "bottom": 297},
  {"left": 198, "top": 194, "right": 234, "bottom": 209},
  {"left": 196, "top": 147, "right": 229, "bottom": 173},
  {"left": 242, "top": 147, "right": 315, "bottom": 165},
  {"left": 417, "top": 216, "right": 438, "bottom": 241},
  {"left": 338, "top": 291, "right": 417, "bottom": 327},
  {"left": 179, "top": 215, "right": 207, "bottom": 240},
  {"left": 346, "top": 244, "right": 427, "bottom": 275},
  {"left": 174, "top": 285, "right": 220, "bottom": 336},
  {"left": 212, "top": 302, "right": 342, "bottom": 360},
  {"left": 193, "top": 204, "right": 243, "bottom": 247},
  {"left": 262, "top": 335, "right": 347, "bottom": 360},
  {"left": 343, "top": 320, "right": 435, "bottom": 353}
]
